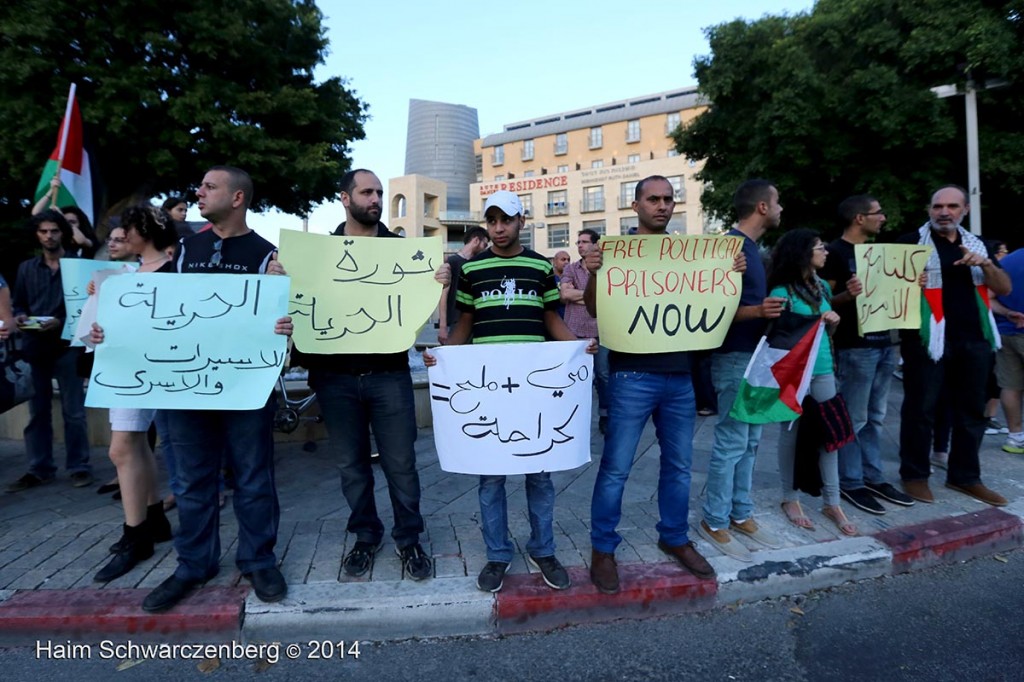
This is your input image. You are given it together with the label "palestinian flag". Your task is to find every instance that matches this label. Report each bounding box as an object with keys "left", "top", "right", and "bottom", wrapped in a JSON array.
[
  {"left": 33, "top": 85, "right": 93, "bottom": 225},
  {"left": 729, "top": 311, "right": 825, "bottom": 424}
]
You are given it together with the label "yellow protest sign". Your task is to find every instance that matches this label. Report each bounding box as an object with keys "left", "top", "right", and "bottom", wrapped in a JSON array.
[
  {"left": 278, "top": 229, "right": 443, "bottom": 354},
  {"left": 854, "top": 243, "right": 933, "bottom": 334},
  {"left": 596, "top": 234, "right": 743, "bottom": 353}
]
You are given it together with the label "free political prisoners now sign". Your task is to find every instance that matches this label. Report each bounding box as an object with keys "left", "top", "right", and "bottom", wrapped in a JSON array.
[{"left": 596, "top": 234, "right": 743, "bottom": 352}]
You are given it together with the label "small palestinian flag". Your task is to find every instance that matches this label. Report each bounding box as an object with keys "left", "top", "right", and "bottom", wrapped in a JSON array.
[
  {"left": 729, "top": 311, "right": 824, "bottom": 424},
  {"left": 33, "top": 85, "right": 93, "bottom": 225}
]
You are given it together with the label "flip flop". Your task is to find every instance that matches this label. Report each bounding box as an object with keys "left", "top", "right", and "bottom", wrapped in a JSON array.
[
  {"left": 822, "top": 506, "right": 859, "bottom": 536},
  {"left": 781, "top": 501, "right": 814, "bottom": 530}
]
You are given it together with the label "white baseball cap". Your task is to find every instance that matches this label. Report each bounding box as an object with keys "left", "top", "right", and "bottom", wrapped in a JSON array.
[{"left": 483, "top": 190, "right": 524, "bottom": 218}]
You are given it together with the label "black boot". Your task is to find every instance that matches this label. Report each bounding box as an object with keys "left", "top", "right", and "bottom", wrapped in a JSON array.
[
  {"left": 147, "top": 502, "right": 173, "bottom": 544},
  {"left": 109, "top": 504, "right": 172, "bottom": 552},
  {"left": 95, "top": 523, "right": 154, "bottom": 582}
]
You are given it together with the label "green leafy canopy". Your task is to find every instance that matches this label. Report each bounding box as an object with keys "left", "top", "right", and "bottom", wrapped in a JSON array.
[
  {"left": 0, "top": 0, "right": 366, "bottom": 273},
  {"left": 675, "top": 0, "right": 1024, "bottom": 242}
]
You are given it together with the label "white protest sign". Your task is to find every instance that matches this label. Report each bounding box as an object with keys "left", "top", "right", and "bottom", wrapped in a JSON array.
[{"left": 428, "top": 341, "right": 593, "bottom": 475}]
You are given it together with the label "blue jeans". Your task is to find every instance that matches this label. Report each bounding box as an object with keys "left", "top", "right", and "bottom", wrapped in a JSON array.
[
  {"left": 26, "top": 347, "right": 90, "bottom": 478},
  {"left": 154, "top": 410, "right": 183, "bottom": 497},
  {"left": 591, "top": 371, "right": 696, "bottom": 552},
  {"left": 595, "top": 344, "right": 610, "bottom": 416},
  {"left": 310, "top": 370, "right": 423, "bottom": 548},
  {"left": 478, "top": 473, "right": 555, "bottom": 562},
  {"left": 167, "top": 399, "right": 279, "bottom": 581},
  {"left": 836, "top": 346, "right": 897, "bottom": 490},
  {"left": 702, "top": 352, "right": 762, "bottom": 529}
]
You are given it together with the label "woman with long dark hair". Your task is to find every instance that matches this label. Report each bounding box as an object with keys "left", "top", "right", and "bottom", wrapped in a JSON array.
[
  {"left": 768, "top": 228, "right": 857, "bottom": 536},
  {"left": 92, "top": 205, "right": 178, "bottom": 581}
]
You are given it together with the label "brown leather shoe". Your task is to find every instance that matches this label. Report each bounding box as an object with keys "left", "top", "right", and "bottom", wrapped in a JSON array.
[
  {"left": 657, "top": 540, "right": 716, "bottom": 580},
  {"left": 901, "top": 479, "right": 934, "bottom": 503},
  {"left": 590, "top": 550, "right": 619, "bottom": 594},
  {"left": 945, "top": 482, "right": 1008, "bottom": 507}
]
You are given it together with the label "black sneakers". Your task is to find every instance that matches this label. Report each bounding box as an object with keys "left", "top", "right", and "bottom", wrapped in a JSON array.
[
  {"left": 528, "top": 554, "right": 571, "bottom": 590},
  {"left": 342, "top": 540, "right": 383, "bottom": 577},
  {"left": 864, "top": 481, "right": 916, "bottom": 507},
  {"left": 396, "top": 543, "right": 432, "bottom": 581},
  {"left": 476, "top": 561, "right": 511, "bottom": 592},
  {"left": 840, "top": 488, "right": 886, "bottom": 515}
]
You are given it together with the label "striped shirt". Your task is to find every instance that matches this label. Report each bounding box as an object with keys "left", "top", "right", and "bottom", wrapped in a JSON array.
[{"left": 456, "top": 248, "right": 559, "bottom": 344}]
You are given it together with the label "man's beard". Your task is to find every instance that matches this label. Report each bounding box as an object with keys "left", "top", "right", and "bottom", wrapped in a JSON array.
[{"left": 349, "top": 204, "right": 380, "bottom": 226}]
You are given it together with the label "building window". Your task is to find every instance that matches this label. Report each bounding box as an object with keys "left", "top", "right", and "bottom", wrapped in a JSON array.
[
  {"left": 667, "top": 149, "right": 680, "bottom": 157},
  {"left": 591, "top": 159, "right": 604, "bottom": 169},
  {"left": 589, "top": 126, "right": 603, "bottom": 149},
  {"left": 522, "top": 139, "right": 534, "bottom": 161},
  {"left": 392, "top": 194, "right": 407, "bottom": 219},
  {"left": 582, "top": 185, "right": 604, "bottom": 213},
  {"left": 627, "top": 153, "right": 641, "bottom": 164},
  {"left": 554, "top": 133, "right": 568, "bottom": 155},
  {"left": 557, "top": 164, "right": 569, "bottom": 173},
  {"left": 548, "top": 223, "right": 569, "bottom": 249},
  {"left": 667, "top": 213, "right": 686, "bottom": 234},
  {"left": 492, "top": 145, "right": 504, "bottom": 166},
  {"left": 626, "top": 119, "right": 641, "bottom": 143},
  {"left": 524, "top": 170, "right": 535, "bottom": 178},
  {"left": 475, "top": 154, "right": 483, "bottom": 182},
  {"left": 519, "top": 194, "right": 533, "bottom": 219},
  {"left": 619, "top": 216, "right": 638, "bottom": 235},
  {"left": 667, "top": 175, "right": 685, "bottom": 202},
  {"left": 494, "top": 174, "right": 505, "bottom": 181},
  {"left": 546, "top": 189, "right": 568, "bottom": 216},
  {"left": 619, "top": 181, "right": 638, "bottom": 209},
  {"left": 582, "top": 219, "right": 606, "bottom": 236},
  {"left": 665, "top": 112, "right": 681, "bottom": 135},
  {"left": 521, "top": 223, "right": 534, "bottom": 250}
]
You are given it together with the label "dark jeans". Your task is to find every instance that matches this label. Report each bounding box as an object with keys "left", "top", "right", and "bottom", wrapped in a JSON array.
[
  {"left": 899, "top": 339, "right": 991, "bottom": 485},
  {"left": 25, "top": 347, "right": 90, "bottom": 478},
  {"left": 310, "top": 369, "right": 424, "bottom": 548},
  {"left": 166, "top": 399, "right": 279, "bottom": 581}
]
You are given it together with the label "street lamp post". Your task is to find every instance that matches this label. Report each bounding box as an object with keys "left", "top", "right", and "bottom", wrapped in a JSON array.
[{"left": 930, "top": 78, "right": 1008, "bottom": 236}]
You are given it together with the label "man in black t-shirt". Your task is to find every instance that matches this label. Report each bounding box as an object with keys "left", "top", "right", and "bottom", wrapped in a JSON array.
[
  {"left": 139, "top": 166, "right": 293, "bottom": 612},
  {"left": 277, "top": 169, "right": 448, "bottom": 583},
  {"left": 822, "top": 195, "right": 914, "bottom": 516},
  {"left": 896, "top": 185, "right": 1010, "bottom": 507},
  {"left": 437, "top": 226, "right": 488, "bottom": 344}
]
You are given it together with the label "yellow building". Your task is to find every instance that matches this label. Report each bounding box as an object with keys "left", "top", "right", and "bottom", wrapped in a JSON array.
[{"left": 471, "top": 87, "right": 709, "bottom": 257}]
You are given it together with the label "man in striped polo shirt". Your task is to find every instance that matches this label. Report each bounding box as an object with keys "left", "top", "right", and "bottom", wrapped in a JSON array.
[{"left": 443, "top": 190, "right": 596, "bottom": 593}]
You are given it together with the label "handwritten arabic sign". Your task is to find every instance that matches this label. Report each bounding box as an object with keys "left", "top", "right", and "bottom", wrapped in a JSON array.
[
  {"left": 854, "top": 244, "right": 933, "bottom": 334},
  {"left": 429, "top": 341, "right": 593, "bottom": 475},
  {"left": 596, "top": 235, "right": 743, "bottom": 352},
  {"left": 85, "top": 273, "right": 289, "bottom": 410},
  {"left": 279, "top": 229, "right": 442, "bottom": 354},
  {"left": 60, "top": 259, "right": 136, "bottom": 344}
]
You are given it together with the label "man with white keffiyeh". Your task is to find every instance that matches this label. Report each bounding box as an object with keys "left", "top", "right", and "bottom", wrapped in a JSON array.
[{"left": 896, "top": 185, "right": 1011, "bottom": 508}]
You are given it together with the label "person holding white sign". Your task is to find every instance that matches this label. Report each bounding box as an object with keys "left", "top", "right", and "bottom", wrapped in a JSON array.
[{"left": 427, "top": 190, "right": 596, "bottom": 594}]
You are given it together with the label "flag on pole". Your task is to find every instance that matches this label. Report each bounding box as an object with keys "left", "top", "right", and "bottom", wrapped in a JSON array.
[
  {"left": 729, "top": 311, "right": 825, "bottom": 424},
  {"left": 33, "top": 84, "right": 93, "bottom": 225}
]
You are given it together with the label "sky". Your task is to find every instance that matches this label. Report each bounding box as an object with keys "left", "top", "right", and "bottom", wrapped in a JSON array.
[{"left": 218, "top": 0, "right": 817, "bottom": 245}]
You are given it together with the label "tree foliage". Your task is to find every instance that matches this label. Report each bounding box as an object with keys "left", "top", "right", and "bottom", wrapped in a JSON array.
[
  {"left": 0, "top": 0, "right": 366, "bottom": 275},
  {"left": 675, "top": 0, "right": 1024, "bottom": 242}
]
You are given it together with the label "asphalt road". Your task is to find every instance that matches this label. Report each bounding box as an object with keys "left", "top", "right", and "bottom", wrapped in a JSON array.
[{"left": 3, "top": 549, "right": 1022, "bottom": 681}]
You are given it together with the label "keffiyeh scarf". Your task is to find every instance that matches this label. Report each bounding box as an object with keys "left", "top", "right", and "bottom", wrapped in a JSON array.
[{"left": 917, "top": 223, "right": 1000, "bottom": 361}]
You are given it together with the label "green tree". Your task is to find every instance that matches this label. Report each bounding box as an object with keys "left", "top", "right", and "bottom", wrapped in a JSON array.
[
  {"left": 0, "top": 0, "right": 366, "bottom": 276},
  {"left": 676, "top": 0, "right": 1024, "bottom": 241}
]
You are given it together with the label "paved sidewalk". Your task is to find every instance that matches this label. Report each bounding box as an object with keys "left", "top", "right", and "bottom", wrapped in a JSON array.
[{"left": 0, "top": 379, "right": 1022, "bottom": 644}]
